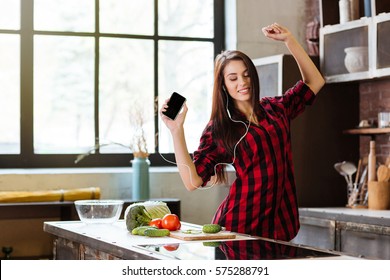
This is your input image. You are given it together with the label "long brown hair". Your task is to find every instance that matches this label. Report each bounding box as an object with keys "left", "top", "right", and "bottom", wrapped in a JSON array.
[{"left": 210, "top": 50, "right": 261, "bottom": 183}]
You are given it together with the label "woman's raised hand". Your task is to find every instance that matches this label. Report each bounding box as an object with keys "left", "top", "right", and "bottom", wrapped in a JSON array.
[{"left": 261, "top": 23, "right": 292, "bottom": 43}]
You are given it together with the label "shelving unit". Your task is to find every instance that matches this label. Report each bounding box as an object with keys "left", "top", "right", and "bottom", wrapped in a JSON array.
[
  {"left": 320, "top": 0, "right": 389, "bottom": 27},
  {"left": 343, "top": 127, "right": 390, "bottom": 142},
  {"left": 344, "top": 127, "right": 390, "bottom": 135},
  {"left": 319, "top": 0, "right": 390, "bottom": 83}
]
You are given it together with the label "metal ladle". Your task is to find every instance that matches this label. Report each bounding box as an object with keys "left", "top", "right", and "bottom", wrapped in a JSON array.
[
  {"left": 339, "top": 161, "right": 357, "bottom": 186},
  {"left": 334, "top": 162, "right": 350, "bottom": 185}
]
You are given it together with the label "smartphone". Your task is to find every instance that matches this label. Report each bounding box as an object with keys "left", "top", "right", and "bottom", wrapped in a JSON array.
[{"left": 163, "top": 92, "right": 186, "bottom": 120}]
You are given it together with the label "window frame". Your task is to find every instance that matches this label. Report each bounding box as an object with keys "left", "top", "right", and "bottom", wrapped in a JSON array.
[{"left": 0, "top": 0, "right": 225, "bottom": 168}]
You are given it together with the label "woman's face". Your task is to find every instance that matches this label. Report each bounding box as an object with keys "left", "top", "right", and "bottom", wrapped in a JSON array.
[{"left": 223, "top": 60, "right": 252, "bottom": 104}]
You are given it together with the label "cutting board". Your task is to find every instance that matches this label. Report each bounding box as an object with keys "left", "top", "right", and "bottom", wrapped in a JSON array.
[{"left": 169, "top": 230, "right": 236, "bottom": 241}]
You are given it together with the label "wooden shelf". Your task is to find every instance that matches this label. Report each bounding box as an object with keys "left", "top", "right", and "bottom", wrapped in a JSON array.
[{"left": 343, "top": 127, "right": 390, "bottom": 135}]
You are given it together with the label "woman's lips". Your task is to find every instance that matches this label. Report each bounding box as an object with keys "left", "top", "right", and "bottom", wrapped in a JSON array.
[{"left": 238, "top": 88, "right": 249, "bottom": 94}]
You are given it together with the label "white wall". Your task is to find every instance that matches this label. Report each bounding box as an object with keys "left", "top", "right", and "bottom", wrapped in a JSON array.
[
  {"left": 0, "top": 167, "right": 232, "bottom": 225},
  {"left": 0, "top": 0, "right": 307, "bottom": 225},
  {"left": 226, "top": 0, "right": 307, "bottom": 58}
]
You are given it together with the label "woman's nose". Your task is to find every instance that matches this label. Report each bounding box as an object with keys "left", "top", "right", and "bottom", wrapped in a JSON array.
[{"left": 238, "top": 75, "right": 248, "bottom": 85}]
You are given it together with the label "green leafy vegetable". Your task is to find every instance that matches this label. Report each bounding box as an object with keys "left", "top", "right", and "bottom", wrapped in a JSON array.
[{"left": 125, "top": 201, "right": 171, "bottom": 232}]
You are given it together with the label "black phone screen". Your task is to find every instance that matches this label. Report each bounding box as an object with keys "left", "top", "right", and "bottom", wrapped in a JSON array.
[{"left": 163, "top": 92, "right": 186, "bottom": 120}]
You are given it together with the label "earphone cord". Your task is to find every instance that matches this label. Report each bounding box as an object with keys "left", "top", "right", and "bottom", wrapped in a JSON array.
[{"left": 158, "top": 92, "right": 253, "bottom": 190}]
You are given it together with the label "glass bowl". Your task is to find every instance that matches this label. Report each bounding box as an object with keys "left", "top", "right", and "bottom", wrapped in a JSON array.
[{"left": 74, "top": 200, "right": 124, "bottom": 224}]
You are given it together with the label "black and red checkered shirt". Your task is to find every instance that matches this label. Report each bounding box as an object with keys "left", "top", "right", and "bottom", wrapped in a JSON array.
[{"left": 193, "top": 80, "right": 316, "bottom": 241}]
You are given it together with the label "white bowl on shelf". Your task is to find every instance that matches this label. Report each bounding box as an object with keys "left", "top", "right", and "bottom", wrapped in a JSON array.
[
  {"left": 344, "top": 46, "right": 368, "bottom": 73},
  {"left": 74, "top": 200, "right": 124, "bottom": 224}
]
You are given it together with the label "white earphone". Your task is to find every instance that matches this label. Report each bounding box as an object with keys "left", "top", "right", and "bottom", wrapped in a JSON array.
[
  {"left": 159, "top": 85, "right": 252, "bottom": 190},
  {"left": 222, "top": 85, "right": 232, "bottom": 118}
]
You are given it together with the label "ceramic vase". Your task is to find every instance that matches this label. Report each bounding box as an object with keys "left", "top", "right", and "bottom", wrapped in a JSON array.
[
  {"left": 339, "top": 0, "right": 351, "bottom": 23},
  {"left": 131, "top": 157, "right": 150, "bottom": 200},
  {"left": 344, "top": 46, "right": 368, "bottom": 73}
]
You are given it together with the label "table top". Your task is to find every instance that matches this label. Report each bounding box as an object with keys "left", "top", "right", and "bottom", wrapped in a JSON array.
[
  {"left": 44, "top": 220, "right": 254, "bottom": 259},
  {"left": 43, "top": 220, "right": 358, "bottom": 260},
  {"left": 44, "top": 220, "right": 252, "bottom": 246}
]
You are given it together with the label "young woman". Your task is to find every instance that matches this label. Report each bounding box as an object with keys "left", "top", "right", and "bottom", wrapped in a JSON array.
[{"left": 160, "top": 23, "right": 325, "bottom": 241}]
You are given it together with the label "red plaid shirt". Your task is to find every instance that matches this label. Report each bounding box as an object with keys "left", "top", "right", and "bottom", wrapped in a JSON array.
[{"left": 193, "top": 81, "right": 316, "bottom": 241}]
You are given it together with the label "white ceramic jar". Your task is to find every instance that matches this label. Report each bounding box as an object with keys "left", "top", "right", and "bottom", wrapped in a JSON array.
[{"left": 344, "top": 46, "right": 368, "bottom": 73}]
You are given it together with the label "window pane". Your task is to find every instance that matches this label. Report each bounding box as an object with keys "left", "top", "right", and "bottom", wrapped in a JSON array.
[
  {"left": 34, "top": 35, "right": 95, "bottom": 153},
  {"left": 99, "top": 38, "right": 154, "bottom": 154},
  {"left": 34, "top": 0, "right": 94, "bottom": 32},
  {"left": 158, "top": 41, "right": 214, "bottom": 153},
  {"left": 100, "top": 0, "right": 154, "bottom": 35},
  {"left": 0, "top": 0, "right": 20, "bottom": 30},
  {"left": 159, "top": 0, "right": 213, "bottom": 38},
  {"left": 0, "top": 34, "right": 20, "bottom": 154}
]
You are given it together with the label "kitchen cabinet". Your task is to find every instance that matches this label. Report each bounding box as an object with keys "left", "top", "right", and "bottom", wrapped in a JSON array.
[
  {"left": 337, "top": 220, "right": 390, "bottom": 259},
  {"left": 252, "top": 55, "right": 299, "bottom": 98},
  {"left": 320, "top": 17, "right": 371, "bottom": 83},
  {"left": 291, "top": 207, "right": 390, "bottom": 259},
  {"left": 252, "top": 54, "right": 359, "bottom": 207},
  {"left": 374, "top": 12, "right": 390, "bottom": 78},
  {"left": 319, "top": 1, "right": 390, "bottom": 83},
  {"left": 292, "top": 216, "right": 336, "bottom": 250}
]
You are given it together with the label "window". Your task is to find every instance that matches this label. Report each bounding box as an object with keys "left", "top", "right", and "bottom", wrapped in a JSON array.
[{"left": 0, "top": 0, "right": 224, "bottom": 168}]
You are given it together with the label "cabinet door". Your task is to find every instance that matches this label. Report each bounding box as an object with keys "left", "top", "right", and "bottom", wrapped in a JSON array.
[
  {"left": 337, "top": 222, "right": 390, "bottom": 259},
  {"left": 374, "top": 13, "right": 390, "bottom": 77},
  {"left": 252, "top": 55, "right": 283, "bottom": 98},
  {"left": 252, "top": 54, "right": 300, "bottom": 98},
  {"left": 291, "top": 216, "right": 336, "bottom": 250},
  {"left": 320, "top": 18, "right": 372, "bottom": 83}
]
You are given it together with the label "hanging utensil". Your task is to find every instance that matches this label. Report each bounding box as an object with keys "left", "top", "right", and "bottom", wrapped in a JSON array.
[
  {"left": 334, "top": 162, "right": 350, "bottom": 185},
  {"left": 340, "top": 161, "right": 357, "bottom": 186}
]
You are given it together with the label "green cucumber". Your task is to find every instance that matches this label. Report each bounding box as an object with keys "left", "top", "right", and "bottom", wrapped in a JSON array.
[
  {"left": 132, "top": 226, "right": 157, "bottom": 235},
  {"left": 203, "top": 241, "right": 222, "bottom": 247},
  {"left": 202, "top": 224, "right": 222, "bottom": 234},
  {"left": 144, "top": 228, "right": 170, "bottom": 237}
]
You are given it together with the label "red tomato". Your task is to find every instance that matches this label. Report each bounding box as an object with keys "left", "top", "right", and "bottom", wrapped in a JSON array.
[
  {"left": 149, "top": 218, "right": 163, "bottom": 229},
  {"left": 161, "top": 214, "right": 181, "bottom": 231},
  {"left": 163, "top": 244, "right": 180, "bottom": 251}
]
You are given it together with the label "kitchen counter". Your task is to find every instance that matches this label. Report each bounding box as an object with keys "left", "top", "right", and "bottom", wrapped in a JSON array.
[
  {"left": 292, "top": 207, "right": 390, "bottom": 259},
  {"left": 0, "top": 198, "right": 180, "bottom": 259},
  {"left": 43, "top": 220, "right": 356, "bottom": 260},
  {"left": 299, "top": 207, "right": 390, "bottom": 227}
]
